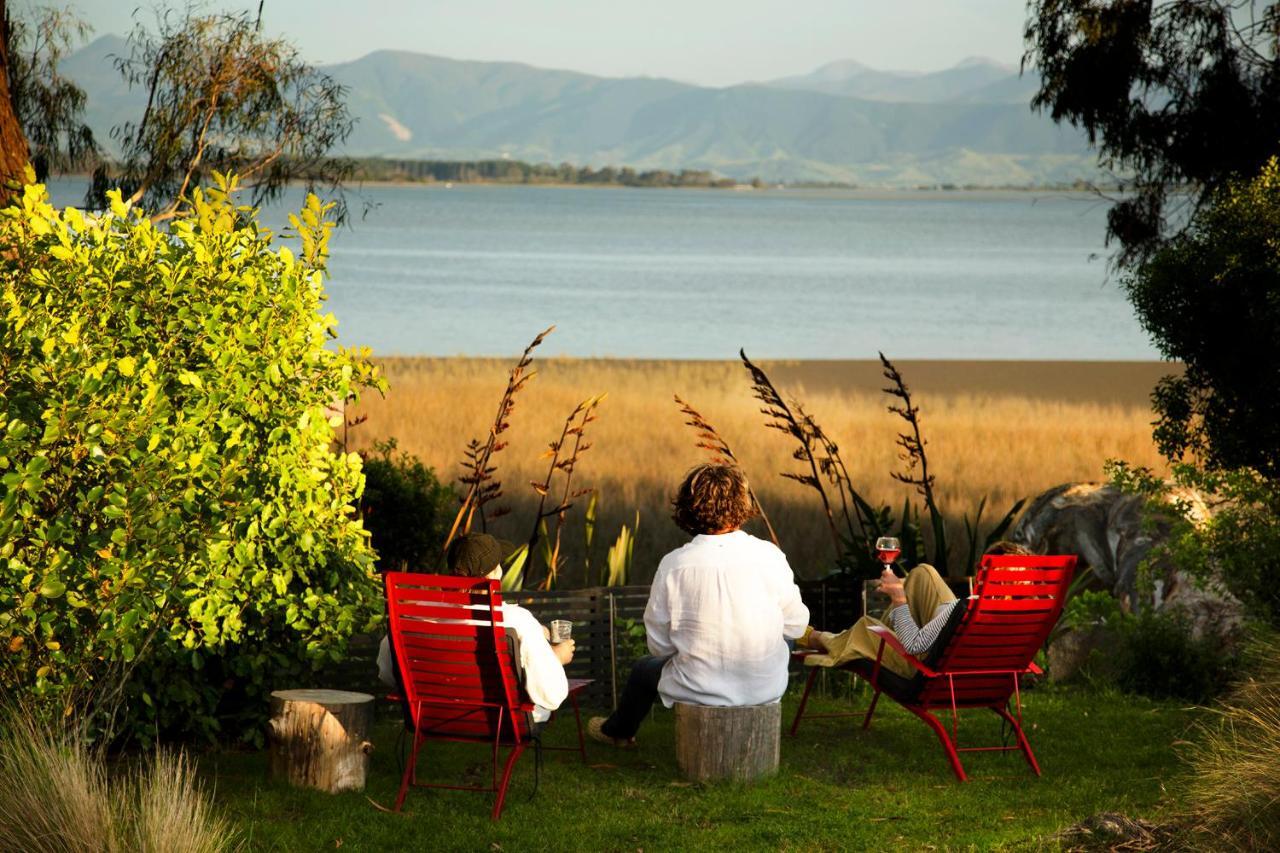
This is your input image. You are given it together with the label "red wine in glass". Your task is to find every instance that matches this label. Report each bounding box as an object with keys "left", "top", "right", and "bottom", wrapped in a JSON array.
[{"left": 875, "top": 536, "right": 901, "bottom": 575}]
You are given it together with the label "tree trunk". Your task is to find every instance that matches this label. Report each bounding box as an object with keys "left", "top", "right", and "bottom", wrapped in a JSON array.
[
  {"left": 268, "top": 689, "right": 375, "bottom": 794},
  {"left": 0, "top": 0, "right": 31, "bottom": 204},
  {"left": 674, "top": 702, "right": 781, "bottom": 783}
]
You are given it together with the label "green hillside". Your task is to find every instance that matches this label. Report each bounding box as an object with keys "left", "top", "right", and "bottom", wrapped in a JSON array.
[{"left": 61, "top": 36, "right": 1098, "bottom": 186}]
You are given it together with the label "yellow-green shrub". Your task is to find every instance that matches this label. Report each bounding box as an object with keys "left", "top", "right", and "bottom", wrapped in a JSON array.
[{"left": 0, "top": 173, "right": 384, "bottom": 744}]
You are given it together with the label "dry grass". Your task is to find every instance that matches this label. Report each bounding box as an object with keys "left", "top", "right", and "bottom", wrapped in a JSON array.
[
  {"left": 0, "top": 708, "right": 234, "bottom": 853},
  {"left": 348, "top": 357, "right": 1170, "bottom": 584},
  {"left": 1179, "top": 635, "right": 1280, "bottom": 852}
]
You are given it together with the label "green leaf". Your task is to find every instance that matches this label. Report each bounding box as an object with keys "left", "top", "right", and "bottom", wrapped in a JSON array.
[{"left": 39, "top": 578, "right": 66, "bottom": 598}]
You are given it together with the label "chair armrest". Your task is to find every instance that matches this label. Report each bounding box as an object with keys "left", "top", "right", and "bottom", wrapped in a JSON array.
[
  {"left": 867, "top": 625, "right": 939, "bottom": 678},
  {"left": 1027, "top": 661, "right": 1043, "bottom": 676}
]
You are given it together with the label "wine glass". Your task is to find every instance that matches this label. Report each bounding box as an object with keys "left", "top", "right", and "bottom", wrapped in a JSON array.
[{"left": 875, "top": 536, "right": 901, "bottom": 576}]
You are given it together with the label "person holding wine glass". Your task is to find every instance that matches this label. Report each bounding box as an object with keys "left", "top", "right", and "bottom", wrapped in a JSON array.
[{"left": 796, "top": 540, "right": 1032, "bottom": 678}]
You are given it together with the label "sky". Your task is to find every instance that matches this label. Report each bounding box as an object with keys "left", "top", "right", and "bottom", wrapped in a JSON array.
[{"left": 64, "top": 0, "right": 1030, "bottom": 86}]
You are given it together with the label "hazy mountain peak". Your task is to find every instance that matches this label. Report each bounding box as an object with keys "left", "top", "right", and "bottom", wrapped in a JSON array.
[
  {"left": 953, "top": 55, "right": 1016, "bottom": 72},
  {"left": 803, "top": 59, "right": 877, "bottom": 80},
  {"left": 59, "top": 38, "right": 1091, "bottom": 187}
]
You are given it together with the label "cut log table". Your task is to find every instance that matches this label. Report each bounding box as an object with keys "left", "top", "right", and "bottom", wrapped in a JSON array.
[
  {"left": 673, "top": 702, "right": 781, "bottom": 783},
  {"left": 268, "top": 689, "right": 374, "bottom": 793}
]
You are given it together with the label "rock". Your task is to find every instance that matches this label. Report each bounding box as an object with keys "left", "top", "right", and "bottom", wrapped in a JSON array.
[
  {"left": 1012, "top": 481, "right": 1244, "bottom": 643},
  {"left": 1011, "top": 483, "right": 1155, "bottom": 604},
  {"left": 1047, "top": 624, "right": 1123, "bottom": 683}
]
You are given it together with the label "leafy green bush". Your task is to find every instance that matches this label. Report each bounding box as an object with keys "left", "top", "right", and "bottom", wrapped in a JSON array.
[
  {"left": 1060, "top": 589, "right": 1232, "bottom": 702},
  {"left": 0, "top": 174, "right": 384, "bottom": 744},
  {"left": 1110, "top": 461, "right": 1280, "bottom": 630},
  {"left": 359, "top": 438, "right": 455, "bottom": 571},
  {"left": 1115, "top": 609, "right": 1231, "bottom": 703}
]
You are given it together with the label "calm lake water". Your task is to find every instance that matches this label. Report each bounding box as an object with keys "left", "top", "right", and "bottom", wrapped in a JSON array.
[{"left": 45, "top": 180, "right": 1154, "bottom": 360}]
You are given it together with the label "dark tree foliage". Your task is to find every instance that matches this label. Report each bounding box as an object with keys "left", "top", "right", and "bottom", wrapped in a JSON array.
[
  {"left": 1123, "top": 157, "right": 1280, "bottom": 476},
  {"left": 1024, "top": 1, "right": 1280, "bottom": 267},
  {"left": 4, "top": 4, "right": 97, "bottom": 182},
  {"left": 97, "top": 6, "right": 355, "bottom": 221},
  {"left": 360, "top": 440, "right": 457, "bottom": 573}
]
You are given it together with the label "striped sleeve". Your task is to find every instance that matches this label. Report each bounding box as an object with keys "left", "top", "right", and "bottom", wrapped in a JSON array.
[{"left": 888, "top": 601, "right": 961, "bottom": 656}]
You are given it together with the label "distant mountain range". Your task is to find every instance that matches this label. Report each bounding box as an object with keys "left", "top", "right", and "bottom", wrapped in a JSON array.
[{"left": 63, "top": 35, "right": 1097, "bottom": 187}]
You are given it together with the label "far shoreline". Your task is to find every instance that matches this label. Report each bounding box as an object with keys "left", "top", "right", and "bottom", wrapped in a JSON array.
[
  {"left": 372, "top": 355, "right": 1176, "bottom": 407},
  {"left": 45, "top": 172, "right": 1109, "bottom": 201}
]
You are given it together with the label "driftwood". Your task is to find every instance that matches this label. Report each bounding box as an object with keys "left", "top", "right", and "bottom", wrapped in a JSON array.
[
  {"left": 268, "top": 689, "right": 374, "bottom": 793},
  {"left": 674, "top": 702, "right": 780, "bottom": 783}
]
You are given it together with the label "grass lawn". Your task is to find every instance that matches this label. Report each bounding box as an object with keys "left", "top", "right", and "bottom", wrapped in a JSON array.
[{"left": 206, "top": 684, "right": 1195, "bottom": 852}]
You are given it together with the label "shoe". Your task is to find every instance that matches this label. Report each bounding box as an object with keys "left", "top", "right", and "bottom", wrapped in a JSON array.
[{"left": 587, "top": 716, "right": 637, "bottom": 749}]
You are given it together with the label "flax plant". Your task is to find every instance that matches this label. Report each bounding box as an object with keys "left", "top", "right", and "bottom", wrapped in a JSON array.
[
  {"left": 740, "top": 349, "right": 842, "bottom": 554},
  {"left": 674, "top": 393, "right": 779, "bottom": 546},
  {"left": 879, "top": 352, "right": 1024, "bottom": 576},
  {"left": 446, "top": 325, "right": 554, "bottom": 547},
  {"left": 526, "top": 394, "right": 606, "bottom": 589}
]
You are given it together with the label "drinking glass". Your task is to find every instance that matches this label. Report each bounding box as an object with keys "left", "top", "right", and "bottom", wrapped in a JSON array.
[
  {"left": 550, "top": 619, "right": 573, "bottom": 644},
  {"left": 875, "top": 536, "right": 901, "bottom": 575}
]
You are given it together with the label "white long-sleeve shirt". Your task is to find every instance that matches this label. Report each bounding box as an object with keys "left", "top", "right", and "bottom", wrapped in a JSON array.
[
  {"left": 377, "top": 601, "right": 568, "bottom": 723},
  {"left": 645, "top": 530, "right": 810, "bottom": 708}
]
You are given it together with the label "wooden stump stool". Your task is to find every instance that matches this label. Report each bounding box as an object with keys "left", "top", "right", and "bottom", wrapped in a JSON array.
[
  {"left": 268, "top": 689, "right": 374, "bottom": 793},
  {"left": 673, "top": 702, "right": 781, "bottom": 783}
]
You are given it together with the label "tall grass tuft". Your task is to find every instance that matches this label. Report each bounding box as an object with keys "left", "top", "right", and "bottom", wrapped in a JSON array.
[
  {"left": 130, "top": 749, "right": 231, "bottom": 853},
  {"left": 1180, "top": 634, "right": 1280, "bottom": 851},
  {"left": 0, "top": 708, "right": 233, "bottom": 853},
  {"left": 0, "top": 709, "right": 118, "bottom": 852}
]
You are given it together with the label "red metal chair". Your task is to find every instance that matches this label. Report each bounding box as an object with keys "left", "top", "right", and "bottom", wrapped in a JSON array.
[
  {"left": 384, "top": 572, "right": 591, "bottom": 819},
  {"left": 790, "top": 554, "right": 1076, "bottom": 781}
]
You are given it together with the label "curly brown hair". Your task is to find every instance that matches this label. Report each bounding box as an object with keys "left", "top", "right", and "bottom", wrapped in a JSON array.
[
  {"left": 985, "top": 540, "right": 1034, "bottom": 557},
  {"left": 670, "top": 463, "right": 758, "bottom": 536}
]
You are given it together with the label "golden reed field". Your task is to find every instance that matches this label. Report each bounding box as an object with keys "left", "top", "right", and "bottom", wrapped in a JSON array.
[{"left": 347, "top": 357, "right": 1173, "bottom": 585}]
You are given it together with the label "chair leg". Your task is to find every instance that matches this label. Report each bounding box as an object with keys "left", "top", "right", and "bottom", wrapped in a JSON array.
[
  {"left": 911, "top": 708, "right": 967, "bottom": 782},
  {"left": 992, "top": 705, "right": 1042, "bottom": 776},
  {"left": 491, "top": 743, "right": 527, "bottom": 821},
  {"left": 568, "top": 691, "right": 587, "bottom": 762},
  {"left": 394, "top": 726, "right": 424, "bottom": 812},
  {"left": 789, "top": 667, "right": 821, "bottom": 736},
  {"left": 861, "top": 688, "right": 882, "bottom": 730}
]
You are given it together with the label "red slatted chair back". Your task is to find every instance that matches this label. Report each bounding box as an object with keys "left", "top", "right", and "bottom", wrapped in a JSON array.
[
  {"left": 384, "top": 572, "right": 532, "bottom": 743},
  {"left": 918, "top": 554, "right": 1075, "bottom": 709}
]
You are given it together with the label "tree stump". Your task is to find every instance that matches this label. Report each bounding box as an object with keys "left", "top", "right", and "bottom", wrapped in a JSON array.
[
  {"left": 673, "top": 702, "right": 781, "bottom": 783},
  {"left": 268, "top": 689, "right": 374, "bottom": 793}
]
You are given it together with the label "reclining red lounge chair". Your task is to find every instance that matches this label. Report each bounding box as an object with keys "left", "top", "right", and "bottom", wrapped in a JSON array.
[
  {"left": 384, "top": 571, "right": 592, "bottom": 819},
  {"left": 790, "top": 554, "right": 1076, "bottom": 781}
]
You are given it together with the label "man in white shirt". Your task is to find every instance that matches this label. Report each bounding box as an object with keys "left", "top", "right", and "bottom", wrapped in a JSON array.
[
  {"left": 377, "top": 533, "right": 575, "bottom": 723},
  {"left": 589, "top": 464, "right": 809, "bottom": 746}
]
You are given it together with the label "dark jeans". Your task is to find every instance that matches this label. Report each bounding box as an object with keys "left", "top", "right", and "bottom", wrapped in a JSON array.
[{"left": 601, "top": 655, "right": 669, "bottom": 739}]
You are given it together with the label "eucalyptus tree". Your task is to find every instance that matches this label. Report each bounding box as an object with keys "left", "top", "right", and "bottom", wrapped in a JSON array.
[
  {"left": 4, "top": 3, "right": 97, "bottom": 182},
  {"left": 1025, "top": 0, "right": 1280, "bottom": 268},
  {"left": 96, "top": 5, "right": 356, "bottom": 221}
]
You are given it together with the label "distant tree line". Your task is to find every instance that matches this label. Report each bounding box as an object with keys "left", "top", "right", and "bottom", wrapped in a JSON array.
[{"left": 349, "top": 157, "right": 757, "bottom": 189}]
